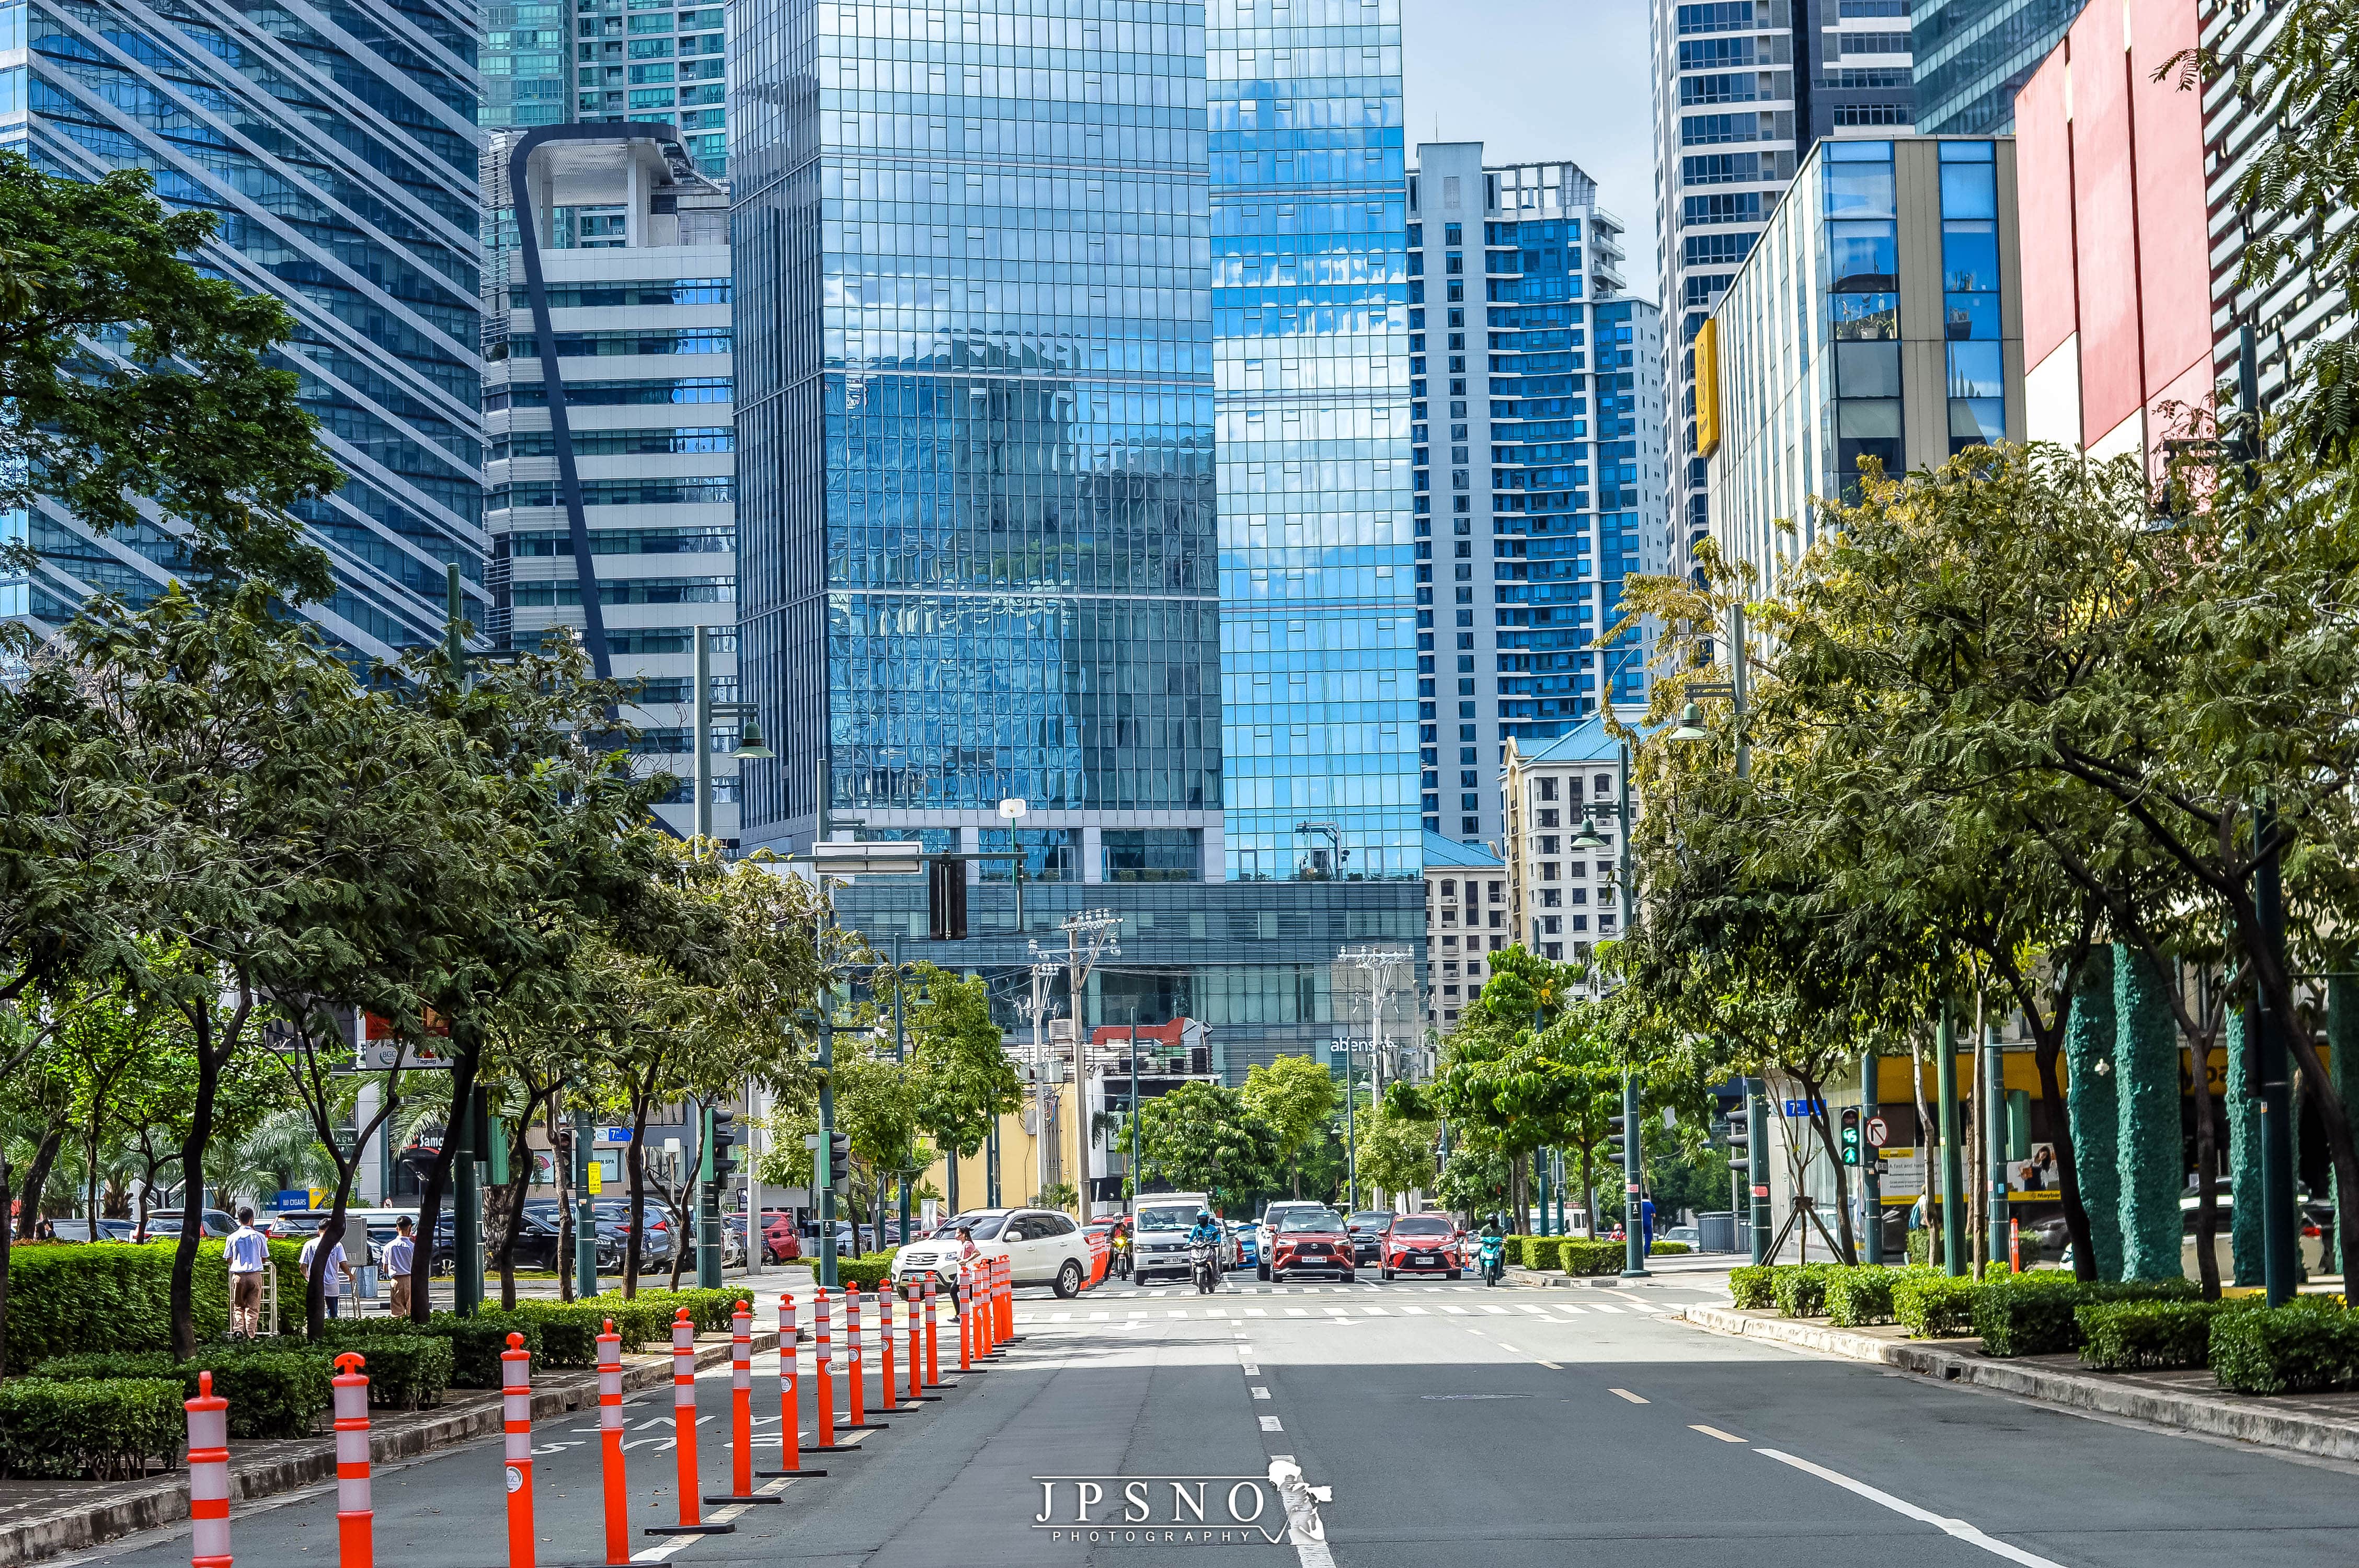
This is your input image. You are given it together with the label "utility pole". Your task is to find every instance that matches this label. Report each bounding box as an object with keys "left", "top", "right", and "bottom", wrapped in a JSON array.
[
  {"left": 1018, "top": 957, "right": 1061, "bottom": 1202},
  {"left": 1859, "top": 1047, "right": 1883, "bottom": 1265},
  {"left": 1746, "top": 1078, "right": 1772, "bottom": 1264},
  {"left": 1937, "top": 1003, "right": 1965, "bottom": 1275},
  {"left": 891, "top": 935, "right": 910, "bottom": 1244},
  {"left": 815, "top": 756, "right": 840, "bottom": 1291},
  {"left": 1617, "top": 741, "right": 1648, "bottom": 1279},
  {"left": 1983, "top": 1022, "right": 2008, "bottom": 1275},
  {"left": 1128, "top": 1012, "right": 1141, "bottom": 1218},
  {"left": 571, "top": 1106, "right": 598, "bottom": 1299},
  {"left": 1038, "top": 910, "right": 1120, "bottom": 1213}
]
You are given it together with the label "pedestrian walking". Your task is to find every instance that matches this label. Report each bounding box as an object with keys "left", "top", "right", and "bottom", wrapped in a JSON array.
[
  {"left": 382, "top": 1216, "right": 416, "bottom": 1317},
  {"left": 950, "top": 1225, "right": 977, "bottom": 1319},
  {"left": 226, "top": 1208, "right": 269, "bottom": 1339},
  {"left": 300, "top": 1227, "right": 352, "bottom": 1319}
]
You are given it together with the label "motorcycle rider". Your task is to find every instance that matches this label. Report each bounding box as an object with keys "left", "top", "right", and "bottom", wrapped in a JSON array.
[
  {"left": 1188, "top": 1207, "right": 1223, "bottom": 1288},
  {"left": 1478, "top": 1213, "right": 1506, "bottom": 1285}
]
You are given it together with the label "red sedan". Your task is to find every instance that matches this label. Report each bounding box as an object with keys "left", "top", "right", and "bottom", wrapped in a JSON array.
[
  {"left": 1379, "top": 1213, "right": 1463, "bottom": 1280},
  {"left": 1267, "top": 1209, "right": 1356, "bottom": 1284}
]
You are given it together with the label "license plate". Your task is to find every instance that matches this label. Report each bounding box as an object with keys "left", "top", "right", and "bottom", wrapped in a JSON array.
[{"left": 1414, "top": 1252, "right": 1434, "bottom": 1262}]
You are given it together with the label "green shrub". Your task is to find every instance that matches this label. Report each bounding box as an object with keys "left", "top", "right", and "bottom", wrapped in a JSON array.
[
  {"left": 505, "top": 1301, "right": 605, "bottom": 1368},
  {"left": 1730, "top": 1265, "right": 1777, "bottom": 1310},
  {"left": 1824, "top": 1265, "right": 1927, "bottom": 1328},
  {"left": 2077, "top": 1300, "right": 2239, "bottom": 1371},
  {"left": 1558, "top": 1240, "right": 1627, "bottom": 1276},
  {"left": 1974, "top": 1277, "right": 2198, "bottom": 1358},
  {"left": 338, "top": 1335, "right": 454, "bottom": 1410},
  {"left": 1518, "top": 1237, "right": 1563, "bottom": 1271},
  {"left": 186, "top": 1344, "right": 334, "bottom": 1439},
  {"left": 580, "top": 1293, "right": 665, "bottom": 1352},
  {"left": 2209, "top": 1302, "right": 2359, "bottom": 1394},
  {"left": 1648, "top": 1241, "right": 1691, "bottom": 1255},
  {"left": 0, "top": 1376, "right": 185, "bottom": 1479},
  {"left": 1906, "top": 1228, "right": 1931, "bottom": 1267},
  {"left": 24, "top": 1351, "right": 180, "bottom": 1381},
  {"left": 3, "top": 1241, "right": 230, "bottom": 1366},
  {"left": 1893, "top": 1274, "right": 1984, "bottom": 1338},
  {"left": 1773, "top": 1264, "right": 1835, "bottom": 1319},
  {"left": 783, "top": 1252, "right": 900, "bottom": 1290}
]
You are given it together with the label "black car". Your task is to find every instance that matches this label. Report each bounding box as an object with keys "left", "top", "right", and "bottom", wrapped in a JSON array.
[
  {"left": 1345, "top": 1210, "right": 1393, "bottom": 1266},
  {"left": 430, "top": 1211, "right": 624, "bottom": 1275}
]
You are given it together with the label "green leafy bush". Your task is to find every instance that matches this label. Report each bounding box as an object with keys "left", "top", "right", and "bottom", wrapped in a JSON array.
[
  {"left": 1518, "top": 1237, "right": 1563, "bottom": 1271},
  {"left": 24, "top": 1351, "right": 180, "bottom": 1381},
  {"left": 505, "top": 1302, "right": 605, "bottom": 1368},
  {"left": 1824, "top": 1265, "right": 1929, "bottom": 1328},
  {"left": 1773, "top": 1264, "right": 1835, "bottom": 1319},
  {"left": 1906, "top": 1228, "right": 1931, "bottom": 1267},
  {"left": 0, "top": 1376, "right": 186, "bottom": 1479},
  {"left": 1893, "top": 1275, "right": 1985, "bottom": 1338},
  {"left": 1648, "top": 1241, "right": 1692, "bottom": 1255},
  {"left": 784, "top": 1252, "right": 900, "bottom": 1290},
  {"left": 580, "top": 1293, "right": 665, "bottom": 1352},
  {"left": 1730, "top": 1266, "right": 1777, "bottom": 1310},
  {"left": 1558, "top": 1240, "right": 1628, "bottom": 1276},
  {"left": 3, "top": 1241, "right": 230, "bottom": 1366},
  {"left": 428, "top": 1313, "right": 544, "bottom": 1387},
  {"left": 186, "top": 1345, "right": 334, "bottom": 1439},
  {"left": 338, "top": 1336, "right": 454, "bottom": 1410},
  {"left": 2077, "top": 1300, "right": 2240, "bottom": 1371},
  {"left": 2209, "top": 1302, "right": 2359, "bottom": 1394},
  {"left": 1974, "top": 1277, "right": 2198, "bottom": 1357}
]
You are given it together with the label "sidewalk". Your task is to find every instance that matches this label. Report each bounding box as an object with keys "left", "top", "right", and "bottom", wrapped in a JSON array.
[
  {"left": 1682, "top": 1304, "right": 2359, "bottom": 1462},
  {"left": 0, "top": 1328, "right": 777, "bottom": 1568},
  {"left": 1504, "top": 1253, "right": 1740, "bottom": 1288}
]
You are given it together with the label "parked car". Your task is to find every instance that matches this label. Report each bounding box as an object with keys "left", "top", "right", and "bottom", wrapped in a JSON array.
[
  {"left": 257, "top": 1212, "right": 380, "bottom": 1266},
  {"left": 1663, "top": 1224, "right": 1702, "bottom": 1249},
  {"left": 1345, "top": 1210, "right": 1393, "bottom": 1266},
  {"left": 141, "top": 1209, "right": 237, "bottom": 1240},
  {"left": 1266, "top": 1208, "right": 1355, "bottom": 1284},
  {"left": 43, "top": 1218, "right": 134, "bottom": 1242},
  {"left": 1130, "top": 1194, "right": 1213, "bottom": 1284},
  {"left": 1254, "top": 1202, "right": 1333, "bottom": 1282},
  {"left": 894, "top": 1206, "right": 1096, "bottom": 1299},
  {"left": 1378, "top": 1213, "right": 1462, "bottom": 1280},
  {"left": 430, "top": 1210, "right": 624, "bottom": 1275},
  {"left": 1226, "top": 1220, "right": 1260, "bottom": 1269}
]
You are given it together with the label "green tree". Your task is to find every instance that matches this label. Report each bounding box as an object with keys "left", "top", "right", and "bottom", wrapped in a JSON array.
[
  {"left": 1136, "top": 1080, "right": 1280, "bottom": 1213},
  {"left": 0, "top": 153, "right": 340, "bottom": 600},
  {"left": 1240, "top": 1054, "right": 1339, "bottom": 1198},
  {"left": 1354, "top": 1107, "right": 1438, "bottom": 1204},
  {"left": 901, "top": 965, "right": 1021, "bottom": 1216}
]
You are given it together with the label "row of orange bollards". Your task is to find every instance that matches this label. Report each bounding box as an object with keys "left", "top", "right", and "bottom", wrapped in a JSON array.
[{"left": 185, "top": 1276, "right": 1001, "bottom": 1568}]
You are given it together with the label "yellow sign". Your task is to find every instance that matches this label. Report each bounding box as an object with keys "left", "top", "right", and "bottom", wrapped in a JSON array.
[
  {"left": 1694, "top": 317, "right": 1723, "bottom": 459},
  {"left": 588, "top": 1163, "right": 603, "bottom": 1196}
]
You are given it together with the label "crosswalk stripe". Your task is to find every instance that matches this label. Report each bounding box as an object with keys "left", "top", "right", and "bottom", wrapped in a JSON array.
[
  {"left": 1441, "top": 1305, "right": 1470, "bottom": 1316},
  {"left": 1516, "top": 1304, "right": 1549, "bottom": 1315},
  {"left": 1362, "top": 1305, "right": 1390, "bottom": 1316},
  {"left": 1586, "top": 1302, "right": 1624, "bottom": 1314},
  {"left": 1479, "top": 1305, "right": 1510, "bottom": 1316},
  {"left": 1245, "top": 1307, "right": 1267, "bottom": 1317},
  {"left": 1324, "top": 1307, "right": 1349, "bottom": 1317},
  {"left": 1399, "top": 1304, "right": 1429, "bottom": 1315},
  {"left": 1090, "top": 1312, "right": 1109, "bottom": 1321},
  {"left": 1286, "top": 1308, "right": 1310, "bottom": 1318},
  {"left": 1051, "top": 1311, "right": 1072, "bottom": 1322}
]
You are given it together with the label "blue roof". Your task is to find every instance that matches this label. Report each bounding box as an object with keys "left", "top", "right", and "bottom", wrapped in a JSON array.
[
  {"left": 1514, "top": 709, "right": 1657, "bottom": 765},
  {"left": 1422, "top": 829, "right": 1503, "bottom": 869}
]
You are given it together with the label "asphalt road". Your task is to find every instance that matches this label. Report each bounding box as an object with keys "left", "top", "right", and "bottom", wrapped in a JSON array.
[{"left": 62, "top": 1269, "right": 2359, "bottom": 1568}]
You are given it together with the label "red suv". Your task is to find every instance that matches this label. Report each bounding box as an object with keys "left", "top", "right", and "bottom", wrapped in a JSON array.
[
  {"left": 1267, "top": 1209, "right": 1356, "bottom": 1284},
  {"left": 1380, "top": 1213, "right": 1463, "bottom": 1280}
]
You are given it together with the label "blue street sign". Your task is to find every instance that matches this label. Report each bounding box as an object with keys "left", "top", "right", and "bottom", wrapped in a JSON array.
[{"left": 1783, "top": 1099, "right": 1826, "bottom": 1118}]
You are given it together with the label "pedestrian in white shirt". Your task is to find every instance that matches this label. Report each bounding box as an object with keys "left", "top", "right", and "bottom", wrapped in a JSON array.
[
  {"left": 382, "top": 1216, "right": 416, "bottom": 1317},
  {"left": 299, "top": 1230, "right": 352, "bottom": 1319},
  {"left": 225, "top": 1208, "right": 269, "bottom": 1338}
]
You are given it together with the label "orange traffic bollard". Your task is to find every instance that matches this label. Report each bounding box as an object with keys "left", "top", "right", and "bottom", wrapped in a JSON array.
[
  {"left": 501, "top": 1333, "right": 534, "bottom": 1568},
  {"left": 978, "top": 1265, "right": 998, "bottom": 1357},
  {"left": 333, "top": 1353, "right": 372, "bottom": 1568},
  {"left": 956, "top": 1272, "right": 972, "bottom": 1370},
  {"left": 760, "top": 1293, "right": 826, "bottom": 1475},
  {"left": 997, "top": 1256, "right": 1016, "bottom": 1343},
  {"left": 646, "top": 1308, "right": 733, "bottom": 1536},
  {"left": 596, "top": 1322, "right": 628, "bottom": 1564},
  {"left": 876, "top": 1286, "right": 897, "bottom": 1411},
  {"left": 844, "top": 1287, "right": 864, "bottom": 1428},
  {"left": 704, "top": 1304, "right": 778, "bottom": 1507},
  {"left": 905, "top": 1281, "right": 925, "bottom": 1401},
  {"left": 187, "top": 1370, "right": 232, "bottom": 1568}
]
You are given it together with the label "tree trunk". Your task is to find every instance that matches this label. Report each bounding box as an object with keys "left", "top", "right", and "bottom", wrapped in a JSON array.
[
  {"left": 170, "top": 1002, "right": 236, "bottom": 1361},
  {"left": 2187, "top": 1009, "right": 2223, "bottom": 1301},
  {"left": 311, "top": 1167, "right": 361, "bottom": 1342},
  {"left": 14, "top": 1124, "right": 63, "bottom": 1241},
  {"left": 409, "top": 1041, "right": 482, "bottom": 1323},
  {"left": 2031, "top": 1039, "right": 2096, "bottom": 1281},
  {"left": 1800, "top": 1075, "right": 1857, "bottom": 1265},
  {"left": 624, "top": 1091, "right": 651, "bottom": 1299},
  {"left": 551, "top": 1101, "right": 574, "bottom": 1305}
]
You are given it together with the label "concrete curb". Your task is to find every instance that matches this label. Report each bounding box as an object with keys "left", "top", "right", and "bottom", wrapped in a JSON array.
[
  {"left": 1680, "top": 1304, "right": 2359, "bottom": 1462},
  {"left": 0, "top": 1332, "right": 774, "bottom": 1568}
]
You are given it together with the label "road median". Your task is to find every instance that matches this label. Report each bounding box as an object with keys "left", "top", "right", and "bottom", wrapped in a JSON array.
[{"left": 1681, "top": 1303, "right": 2359, "bottom": 1462}]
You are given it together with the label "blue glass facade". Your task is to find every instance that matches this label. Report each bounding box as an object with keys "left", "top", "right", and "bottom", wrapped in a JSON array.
[
  {"left": 730, "top": 0, "right": 1421, "bottom": 1074},
  {"left": 4, "top": 0, "right": 484, "bottom": 658},
  {"left": 1910, "top": 0, "right": 2083, "bottom": 135},
  {"left": 1209, "top": 0, "right": 1419, "bottom": 885}
]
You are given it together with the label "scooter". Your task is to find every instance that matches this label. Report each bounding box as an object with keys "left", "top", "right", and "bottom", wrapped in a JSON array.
[
  {"left": 1190, "top": 1239, "right": 1219, "bottom": 1294},
  {"left": 1112, "top": 1232, "right": 1133, "bottom": 1282},
  {"left": 1478, "top": 1232, "right": 1505, "bottom": 1287}
]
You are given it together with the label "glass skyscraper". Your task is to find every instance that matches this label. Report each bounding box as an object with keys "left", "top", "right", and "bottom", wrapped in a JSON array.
[
  {"left": 731, "top": 0, "right": 1420, "bottom": 1077},
  {"left": 483, "top": 0, "right": 729, "bottom": 179},
  {"left": 3, "top": 0, "right": 485, "bottom": 658},
  {"left": 1910, "top": 0, "right": 2083, "bottom": 134}
]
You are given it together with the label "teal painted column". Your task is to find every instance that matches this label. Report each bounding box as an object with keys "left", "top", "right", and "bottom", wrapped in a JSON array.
[
  {"left": 2332, "top": 978, "right": 2358, "bottom": 1277},
  {"left": 2227, "top": 1004, "right": 2264, "bottom": 1286},
  {"left": 2062, "top": 947, "right": 2122, "bottom": 1281},
  {"left": 2115, "top": 946, "right": 2184, "bottom": 1281}
]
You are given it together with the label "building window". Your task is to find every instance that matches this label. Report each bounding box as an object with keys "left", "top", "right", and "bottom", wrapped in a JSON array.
[
  {"left": 1537, "top": 777, "right": 1558, "bottom": 802},
  {"left": 1102, "top": 829, "right": 1199, "bottom": 882}
]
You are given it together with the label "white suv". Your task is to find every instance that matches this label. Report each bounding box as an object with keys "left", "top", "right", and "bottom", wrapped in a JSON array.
[{"left": 891, "top": 1207, "right": 1096, "bottom": 1299}]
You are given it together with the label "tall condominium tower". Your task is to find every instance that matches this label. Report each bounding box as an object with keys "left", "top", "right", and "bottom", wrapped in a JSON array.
[
  {"left": 3, "top": 0, "right": 484, "bottom": 656},
  {"left": 484, "top": 126, "right": 741, "bottom": 843},
  {"left": 1405, "top": 143, "right": 1667, "bottom": 851},
  {"left": 1910, "top": 0, "right": 2083, "bottom": 134},
  {"left": 1651, "top": 0, "right": 1915, "bottom": 581},
  {"left": 483, "top": 0, "right": 728, "bottom": 179},
  {"left": 730, "top": 0, "right": 1420, "bottom": 1077}
]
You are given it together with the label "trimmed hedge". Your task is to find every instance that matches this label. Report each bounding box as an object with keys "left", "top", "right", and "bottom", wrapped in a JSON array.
[
  {"left": 1730, "top": 1266, "right": 1776, "bottom": 1310},
  {"left": 1974, "top": 1277, "right": 2198, "bottom": 1358},
  {"left": 1650, "top": 1241, "right": 1692, "bottom": 1255},
  {"left": 1517, "top": 1236, "right": 1562, "bottom": 1271},
  {"left": 2209, "top": 1302, "right": 2359, "bottom": 1394},
  {"left": 1824, "top": 1266, "right": 1929, "bottom": 1328},
  {"left": 784, "top": 1252, "right": 899, "bottom": 1290},
  {"left": 504, "top": 1301, "right": 604, "bottom": 1368},
  {"left": 1894, "top": 1275, "right": 1985, "bottom": 1339},
  {"left": 0, "top": 1376, "right": 186, "bottom": 1479},
  {"left": 2077, "top": 1301, "right": 2239, "bottom": 1371},
  {"left": 2, "top": 1237, "right": 323, "bottom": 1367},
  {"left": 25, "top": 1341, "right": 334, "bottom": 1439},
  {"left": 1557, "top": 1240, "right": 1628, "bottom": 1276},
  {"left": 580, "top": 1293, "right": 666, "bottom": 1352},
  {"left": 1773, "top": 1264, "right": 1835, "bottom": 1319}
]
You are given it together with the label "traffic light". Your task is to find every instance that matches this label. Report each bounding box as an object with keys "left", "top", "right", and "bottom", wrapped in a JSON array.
[
  {"left": 1725, "top": 1112, "right": 1750, "bottom": 1178},
  {"left": 927, "top": 854, "right": 967, "bottom": 940},
  {"left": 828, "top": 1131, "right": 852, "bottom": 1194},
  {"left": 1839, "top": 1106, "right": 1861, "bottom": 1167},
  {"left": 1605, "top": 1113, "right": 1629, "bottom": 1159},
  {"left": 710, "top": 1108, "right": 740, "bottom": 1180}
]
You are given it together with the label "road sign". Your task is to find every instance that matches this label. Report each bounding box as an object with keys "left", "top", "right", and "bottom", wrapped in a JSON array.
[
  {"left": 1864, "top": 1115, "right": 1890, "bottom": 1148},
  {"left": 359, "top": 1041, "right": 456, "bottom": 1070},
  {"left": 810, "top": 841, "right": 924, "bottom": 877},
  {"left": 1782, "top": 1098, "right": 1826, "bottom": 1118}
]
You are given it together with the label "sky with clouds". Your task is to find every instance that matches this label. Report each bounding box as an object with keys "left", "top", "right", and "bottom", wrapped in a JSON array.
[{"left": 1401, "top": 0, "right": 1659, "bottom": 303}]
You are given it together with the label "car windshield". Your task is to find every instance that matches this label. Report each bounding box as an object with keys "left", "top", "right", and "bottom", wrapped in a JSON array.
[
  {"left": 942, "top": 1212, "right": 1008, "bottom": 1241},
  {"left": 1392, "top": 1217, "right": 1453, "bottom": 1235},
  {"left": 1284, "top": 1212, "right": 1344, "bottom": 1235},
  {"left": 1349, "top": 1212, "right": 1390, "bottom": 1228},
  {"left": 1136, "top": 1206, "right": 1198, "bottom": 1233},
  {"left": 1264, "top": 1206, "right": 1323, "bottom": 1227}
]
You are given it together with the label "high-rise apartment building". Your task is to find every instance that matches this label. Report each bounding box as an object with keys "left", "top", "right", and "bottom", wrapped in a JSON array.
[
  {"left": 1652, "top": 0, "right": 1916, "bottom": 582},
  {"left": 484, "top": 126, "right": 740, "bottom": 843},
  {"left": 1500, "top": 717, "right": 1637, "bottom": 965},
  {"left": 1421, "top": 831, "right": 1504, "bottom": 1035},
  {"left": 2, "top": 0, "right": 484, "bottom": 656},
  {"left": 1910, "top": 0, "right": 2084, "bottom": 134},
  {"left": 483, "top": 0, "right": 727, "bottom": 180},
  {"left": 1404, "top": 144, "right": 1666, "bottom": 851},
  {"left": 729, "top": 0, "right": 1420, "bottom": 1077}
]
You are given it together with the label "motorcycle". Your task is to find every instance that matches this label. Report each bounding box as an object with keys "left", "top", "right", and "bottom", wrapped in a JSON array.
[
  {"left": 1190, "top": 1239, "right": 1218, "bottom": 1294},
  {"left": 1112, "top": 1232, "right": 1133, "bottom": 1282},
  {"left": 1478, "top": 1232, "right": 1505, "bottom": 1287}
]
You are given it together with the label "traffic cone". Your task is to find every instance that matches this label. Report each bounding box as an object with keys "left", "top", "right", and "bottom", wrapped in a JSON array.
[
  {"left": 500, "top": 1334, "right": 534, "bottom": 1568},
  {"left": 703, "top": 1304, "right": 778, "bottom": 1506},
  {"left": 187, "top": 1372, "right": 232, "bottom": 1568},
  {"left": 646, "top": 1308, "right": 733, "bottom": 1535},
  {"left": 331, "top": 1355, "right": 372, "bottom": 1568},
  {"left": 759, "top": 1293, "right": 824, "bottom": 1477},
  {"left": 596, "top": 1322, "right": 628, "bottom": 1564}
]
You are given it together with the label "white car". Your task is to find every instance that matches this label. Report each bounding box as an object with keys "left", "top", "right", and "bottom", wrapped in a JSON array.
[
  {"left": 890, "top": 1207, "right": 1096, "bottom": 1300},
  {"left": 1129, "top": 1193, "right": 1214, "bottom": 1284}
]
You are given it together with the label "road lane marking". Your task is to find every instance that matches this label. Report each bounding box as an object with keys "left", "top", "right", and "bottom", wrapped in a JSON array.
[
  {"left": 1537, "top": 1361, "right": 1563, "bottom": 1369},
  {"left": 1362, "top": 1305, "right": 1390, "bottom": 1315},
  {"left": 1252, "top": 1387, "right": 1270, "bottom": 1399},
  {"left": 1051, "top": 1311, "right": 1071, "bottom": 1322},
  {"left": 1584, "top": 1302, "right": 1624, "bottom": 1313},
  {"left": 1479, "top": 1305, "right": 1510, "bottom": 1315},
  {"left": 1259, "top": 1415, "right": 1284, "bottom": 1431},
  {"left": 1691, "top": 1425, "right": 1746, "bottom": 1443},
  {"left": 1441, "top": 1305, "right": 1469, "bottom": 1315},
  {"left": 1324, "top": 1307, "right": 1349, "bottom": 1316},
  {"left": 1498, "top": 1342, "right": 1523, "bottom": 1353},
  {"left": 1246, "top": 1308, "right": 1268, "bottom": 1316},
  {"left": 1399, "top": 1304, "right": 1429, "bottom": 1315},
  {"left": 1516, "top": 1304, "right": 1549, "bottom": 1315},
  {"left": 1757, "top": 1449, "right": 2069, "bottom": 1567},
  {"left": 1609, "top": 1388, "right": 1648, "bottom": 1404},
  {"left": 1287, "top": 1308, "right": 1311, "bottom": 1317}
]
